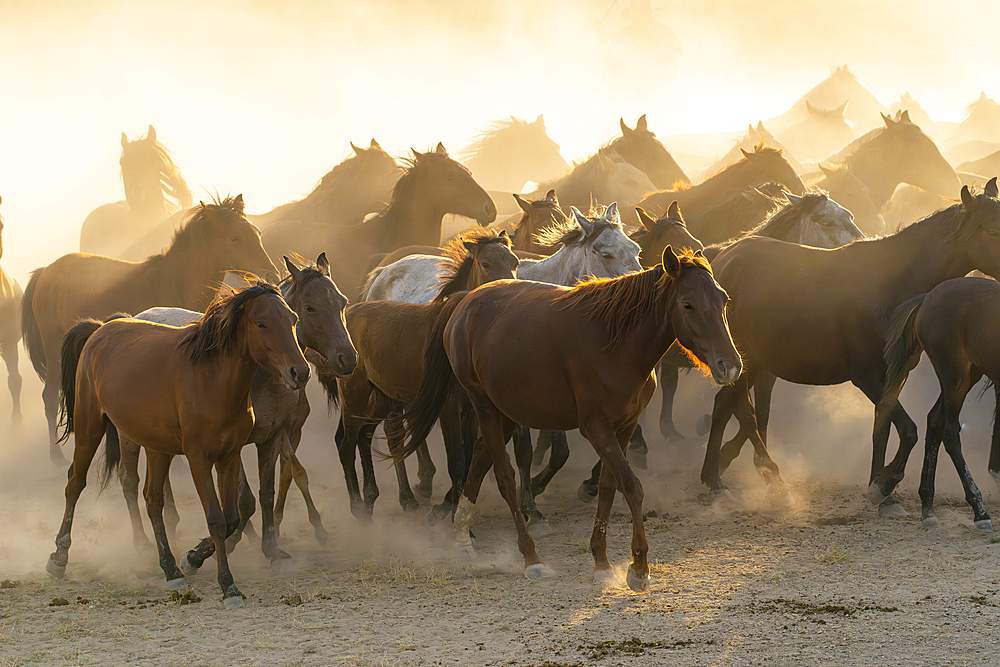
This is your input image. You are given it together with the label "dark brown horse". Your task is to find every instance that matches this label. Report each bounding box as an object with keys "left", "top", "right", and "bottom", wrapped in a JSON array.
[
  {"left": 638, "top": 144, "right": 807, "bottom": 220},
  {"left": 117, "top": 255, "right": 357, "bottom": 565},
  {"left": 0, "top": 196, "right": 22, "bottom": 424},
  {"left": 261, "top": 144, "right": 496, "bottom": 300},
  {"left": 330, "top": 229, "right": 518, "bottom": 519},
  {"left": 683, "top": 182, "right": 786, "bottom": 246},
  {"left": 703, "top": 122, "right": 806, "bottom": 179},
  {"left": 701, "top": 181, "right": 1000, "bottom": 517},
  {"left": 511, "top": 190, "right": 567, "bottom": 256},
  {"left": 609, "top": 115, "right": 690, "bottom": 189},
  {"left": 877, "top": 276, "right": 1000, "bottom": 530},
  {"left": 48, "top": 283, "right": 308, "bottom": 608},
  {"left": 22, "top": 195, "right": 277, "bottom": 463},
  {"left": 398, "top": 247, "right": 740, "bottom": 589}
]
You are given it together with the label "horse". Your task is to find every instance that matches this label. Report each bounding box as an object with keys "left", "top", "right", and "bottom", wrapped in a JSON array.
[
  {"left": 511, "top": 190, "right": 566, "bottom": 256},
  {"left": 699, "top": 181, "right": 1000, "bottom": 516},
  {"left": 812, "top": 163, "right": 884, "bottom": 236},
  {"left": 0, "top": 196, "right": 22, "bottom": 424},
  {"left": 955, "top": 92, "right": 1000, "bottom": 143},
  {"left": 47, "top": 282, "right": 308, "bottom": 608},
  {"left": 609, "top": 115, "right": 690, "bottom": 190},
  {"left": 683, "top": 182, "right": 786, "bottom": 246},
  {"left": 637, "top": 143, "right": 807, "bottom": 220},
  {"left": 261, "top": 144, "right": 496, "bottom": 301},
  {"left": 889, "top": 93, "right": 943, "bottom": 141},
  {"left": 459, "top": 115, "right": 569, "bottom": 194},
  {"left": 21, "top": 195, "right": 277, "bottom": 464},
  {"left": 80, "top": 125, "right": 192, "bottom": 258},
  {"left": 767, "top": 65, "right": 886, "bottom": 135},
  {"left": 777, "top": 101, "right": 854, "bottom": 164},
  {"left": 877, "top": 276, "right": 1000, "bottom": 531},
  {"left": 116, "top": 255, "right": 356, "bottom": 566},
  {"left": 826, "top": 111, "right": 960, "bottom": 211},
  {"left": 397, "top": 246, "right": 740, "bottom": 589},
  {"left": 331, "top": 230, "right": 518, "bottom": 520},
  {"left": 958, "top": 149, "right": 1000, "bottom": 181},
  {"left": 703, "top": 122, "right": 806, "bottom": 179},
  {"left": 884, "top": 185, "right": 953, "bottom": 232}
]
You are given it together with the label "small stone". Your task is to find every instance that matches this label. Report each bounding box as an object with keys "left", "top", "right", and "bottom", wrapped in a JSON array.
[{"left": 48, "top": 597, "right": 69, "bottom": 607}]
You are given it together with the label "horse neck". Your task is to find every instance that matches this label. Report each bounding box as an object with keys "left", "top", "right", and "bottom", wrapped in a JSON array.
[
  {"left": 198, "top": 334, "right": 260, "bottom": 412},
  {"left": 846, "top": 143, "right": 898, "bottom": 208},
  {"left": 375, "top": 186, "right": 445, "bottom": 250},
  {"left": 517, "top": 245, "right": 586, "bottom": 286},
  {"left": 144, "top": 244, "right": 231, "bottom": 310}
]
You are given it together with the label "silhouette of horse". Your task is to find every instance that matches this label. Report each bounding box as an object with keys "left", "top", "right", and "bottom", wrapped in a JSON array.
[
  {"left": 955, "top": 92, "right": 1000, "bottom": 142},
  {"left": 80, "top": 125, "right": 192, "bottom": 258},
  {"left": 460, "top": 115, "right": 568, "bottom": 194},
  {"left": 703, "top": 122, "right": 805, "bottom": 179},
  {"left": 813, "top": 163, "right": 884, "bottom": 236},
  {"left": 0, "top": 196, "right": 22, "bottom": 424},
  {"left": 608, "top": 115, "right": 689, "bottom": 189},
  {"left": 768, "top": 65, "right": 886, "bottom": 134},
  {"left": 777, "top": 101, "right": 854, "bottom": 163},
  {"left": 889, "top": 93, "right": 943, "bottom": 141},
  {"left": 22, "top": 195, "right": 277, "bottom": 463}
]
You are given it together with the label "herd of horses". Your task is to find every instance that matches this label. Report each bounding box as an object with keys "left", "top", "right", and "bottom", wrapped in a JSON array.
[{"left": 3, "top": 89, "right": 1000, "bottom": 607}]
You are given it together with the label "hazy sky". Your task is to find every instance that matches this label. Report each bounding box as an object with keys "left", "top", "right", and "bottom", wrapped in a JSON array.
[{"left": 1, "top": 0, "right": 997, "bottom": 277}]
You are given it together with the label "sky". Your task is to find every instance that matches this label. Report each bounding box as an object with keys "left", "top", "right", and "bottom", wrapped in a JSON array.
[{"left": 1, "top": 0, "right": 997, "bottom": 278}]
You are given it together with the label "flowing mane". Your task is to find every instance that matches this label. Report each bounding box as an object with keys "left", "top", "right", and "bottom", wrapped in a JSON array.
[
  {"left": 369, "top": 151, "right": 462, "bottom": 244},
  {"left": 555, "top": 251, "right": 711, "bottom": 350},
  {"left": 534, "top": 205, "right": 620, "bottom": 248},
  {"left": 460, "top": 117, "right": 529, "bottom": 159},
  {"left": 164, "top": 194, "right": 246, "bottom": 255},
  {"left": 742, "top": 192, "right": 828, "bottom": 240},
  {"left": 121, "top": 132, "right": 192, "bottom": 212},
  {"left": 181, "top": 281, "right": 280, "bottom": 362},
  {"left": 433, "top": 228, "right": 512, "bottom": 302}
]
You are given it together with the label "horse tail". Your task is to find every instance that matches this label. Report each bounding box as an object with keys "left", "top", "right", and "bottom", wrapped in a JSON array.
[
  {"left": 391, "top": 292, "right": 468, "bottom": 464},
  {"left": 56, "top": 319, "right": 105, "bottom": 445},
  {"left": 100, "top": 418, "right": 122, "bottom": 490},
  {"left": 20, "top": 268, "right": 46, "bottom": 379},
  {"left": 882, "top": 293, "right": 927, "bottom": 399},
  {"left": 360, "top": 264, "right": 387, "bottom": 301}
]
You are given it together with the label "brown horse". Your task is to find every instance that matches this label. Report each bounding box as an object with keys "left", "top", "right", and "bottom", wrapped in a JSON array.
[
  {"left": 813, "top": 163, "right": 884, "bottom": 236},
  {"left": 877, "top": 276, "right": 1000, "bottom": 530},
  {"left": 701, "top": 181, "right": 1000, "bottom": 515},
  {"left": 117, "top": 255, "right": 357, "bottom": 565},
  {"left": 330, "top": 229, "right": 518, "bottom": 519},
  {"left": 22, "top": 195, "right": 277, "bottom": 463},
  {"left": 48, "top": 283, "right": 308, "bottom": 608},
  {"left": 683, "top": 182, "right": 786, "bottom": 246},
  {"left": 609, "top": 115, "right": 690, "bottom": 189},
  {"left": 638, "top": 143, "right": 806, "bottom": 220},
  {"left": 460, "top": 115, "right": 569, "bottom": 194},
  {"left": 261, "top": 144, "right": 496, "bottom": 300},
  {"left": 80, "top": 125, "right": 192, "bottom": 258},
  {"left": 0, "top": 196, "right": 22, "bottom": 424},
  {"left": 398, "top": 247, "right": 741, "bottom": 589},
  {"left": 511, "top": 190, "right": 567, "bottom": 255},
  {"left": 703, "top": 122, "right": 806, "bottom": 180}
]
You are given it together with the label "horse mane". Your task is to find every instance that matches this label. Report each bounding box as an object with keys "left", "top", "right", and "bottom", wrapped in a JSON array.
[
  {"left": 433, "top": 228, "right": 512, "bottom": 302},
  {"left": 460, "top": 117, "right": 530, "bottom": 159},
  {"left": 278, "top": 257, "right": 328, "bottom": 298},
  {"left": 745, "top": 192, "right": 827, "bottom": 240},
  {"left": 533, "top": 205, "right": 619, "bottom": 248},
  {"left": 298, "top": 147, "right": 397, "bottom": 210},
  {"left": 514, "top": 195, "right": 566, "bottom": 233},
  {"left": 165, "top": 194, "right": 246, "bottom": 253},
  {"left": 555, "top": 251, "right": 711, "bottom": 351},
  {"left": 370, "top": 151, "right": 460, "bottom": 243},
  {"left": 122, "top": 136, "right": 192, "bottom": 211},
  {"left": 181, "top": 281, "right": 281, "bottom": 363},
  {"left": 629, "top": 213, "right": 687, "bottom": 247}
]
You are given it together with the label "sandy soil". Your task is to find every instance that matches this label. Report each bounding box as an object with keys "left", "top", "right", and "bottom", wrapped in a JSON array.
[{"left": 2, "top": 364, "right": 999, "bottom": 666}]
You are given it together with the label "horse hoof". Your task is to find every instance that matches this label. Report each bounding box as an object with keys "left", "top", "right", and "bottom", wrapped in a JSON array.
[
  {"left": 878, "top": 498, "right": 908, "bottom": 518},
  {"left": 426, "top": 506, "right": 449, "bottom": 526},
  {"left": 593, "top": 568, "right": 620, "bottom": 585},
  {"left": 921, "top": 515, "right": 940, "bottom": 528},
  {"left": 866, "top": 481, "right": 889, "bottom": 507},
  {"left": 523, "top": 564, "right": 548, "bottom": 580},
  {"left": 528, "top": 521, "right": 553, "bottom": 539},
  {"left": 179, "top": 553, "right": 200, "bottom": 576},
  {"left": 223, "top": 595, "right": 245, "bottom": 609},
  {"left": 166, "top": 577, "right": 187, "bottom": 590},
  {"left": 46, "top": 558, "right": 66, "bottom": 579},
  {"left": 626, "top": 448, "right": 648, "bottom": 471},
  {"left": 415, "top": 481, "right": 433, "bottom": 500},
  {"left": 272, "top": 557, "right": 295, "bottom": 575},
  {"left": 577, "top": 484, "right": 598, "bottom": 504},
  {"left": 976, "top": 519, "right": 993, "bottom": 532},
  {"left": 400, "top": 497, "right": 420, "bottom": 513},
  {"left": 626, "top": 565, "right": 649, "bottom": 592}
]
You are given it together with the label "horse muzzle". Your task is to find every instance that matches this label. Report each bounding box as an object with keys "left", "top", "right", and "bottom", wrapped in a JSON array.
[
  {"left": 711, "top": 357, "right": 743, "bottom": 385},
  {"left": 281, "top": 364, "right": 311, "bottom": 391}
]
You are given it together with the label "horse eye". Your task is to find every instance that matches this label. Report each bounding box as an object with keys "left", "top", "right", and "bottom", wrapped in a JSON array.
[
  {"left": 231, "top": 236, "right": 239, "bottom": 242},
  {"left": 683, "top": 302, "right": 694, "bottom": 312},
  {"left": 481, "top": 263, "right": 490, "bottom": 270},
  {"left": 256, "top": 322, "right": 266, "bottom": 329},
  {"left": 305, "top": 306, "right": 316, "bottom": 314},
  {"left": 601, "top": 253, "right": 613, "bottom": 260}
]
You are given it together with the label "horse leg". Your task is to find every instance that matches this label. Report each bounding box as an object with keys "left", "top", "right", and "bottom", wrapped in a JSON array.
[
  {"left": 729, "top": 374, "right": 784, "bottom": 491},
  {"left": 337, "top": 414, "right": 372, "bottom": 521},
  {"left": 854, "top": 376, "right": 918, "bottom": 514},
  {"left": 225, "top": 461, "right": 256, "bottom": 554},
  {"left": 989, "top": 383, "right": 1000, "bottom": 477},
  {"left": 939, "top": 381, "right": 990, "bottom": 530},
  {"left": 530, "top": 430, "right": 569, "bottom": 497},
  {"left": 716, "top": 368, "right": 761, "bottom": 475},
  {"left": 46, "top": 411, "right": 105, "bottom": 578},
  {"left": 143, "top": 451, "right": 186, "bottom": 588},
  {"left": 432, "top": 406, "right": 479, "bottom": 523},
  {"left": 531, "top": 428, "right": 548, "bottom": 468},
  {"left": 918, "top": 396, "right": 945, "bottom": 526},
  {"left": 752, "top": 372, "right": 777, "bottom": 446},
  {"left": 657, "top": 361, "right": 686, "bottom": 443},
  {"left": 186, "top": 451, "right": 244, "bottom": 607},
  {"left": 578, "top": 460, "right": 602, "bottom": 503},
  {"left": 43, "top": 371, "right": 65, "bottom": 465},
  {"left": 386, "top": 413, "right": 420, "bottom": 512},
  {"left": 284, "top": 431, "right": 327, "bottom": 544},
  {"left": 627, "top": 423, "right": 649, "bottom": 470},
  {"left": 255, "top": 435, "right": 292, "bottom": 563},
  {"left": 584, "top": 421, "right": 648, "bottom": 591},
  {"left": 163, "top": 469, "right": 180, "bottom": 542},
  {"left": 414, "top": 442, "right": 436, "bottom": 500},
  {"left": 274, "top": 452, "right": 293, "bottom": 535},
  {"left": 513, "top": 424, "right": 550, "bottom": 536},
  {"left": 357, "top": 423, "right": 380, "bottom": 516},
  {"left": 1, "top": 339, "right": 22, "bottom": 425},
  {"left": 701, "top": 381, "right": 741, "bottom": 493},
  {"left": 118, "top": 434, "right": 152, "bottom": 551}
]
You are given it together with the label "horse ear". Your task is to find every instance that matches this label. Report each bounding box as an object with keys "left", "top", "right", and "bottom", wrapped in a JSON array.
[
  {"left": 435, "top": 142, "right": 448, "bottom": 156},
  {"left": 604, "top": 202, "right": 619, "bottom": 223},
  {"left": 351, "top": 141, "right": 363, "bottom": 155},
  {"left": 881, "top": 112, "right": 895, "bottom": 128},
  {"left": 571, "top": 206, "right": 592, "bottom": 234},
  {"left": 545, "top": 189, "right": 558, "bottom": 205},
  {"left": 784, "top": 192, "right": 803, "bottom": 204},
  {"left": 636, "top": 207, "right": 657, "bottom": 232},
  {"left": 619, "top": 118, "right": 632, "bottom": 137},
  {"left": 370, "top": 138, "right": 381, "bottom": 149},
  {"left": 513, "top": 193, "right": 532, "bottom": 213},
  {"left": 636, "top": 114, "right": 648, "bottom": 131},
  {"left": 961, "top": 185, "right": 976, "bottom": 211},
  {"left": 411, "top": 147, "right": 423, "bottom": 159},
  {"left": 316, "top": 252, "right": 331, "bottom": 275},
  {"left": 121, "top": 132, "right": 129, "bottom": 149},
  {"left": 835, "top": 100, "right": 849, "bottom": 118},
  {"left": 667, "top": 200, "right": 683, "bottom": 222},
  {"left": 805, "top": 100, "right": 817, "bottom": 117},
  {"left": 740, "top": 148, "right": 752, "bottom": 160},
  {"left": 900, "top": 109, "right": 911, "bottom": 124},
  {"left": 233, "top": 194, "right": 245, "bottom": 212},
  {"left": 661, "top": 245, "right": 681, "bottom": 279},
  {"left": 535, "top": 114, "right": 545, "bottom": 130},
  {"left": 498, "top": 229, "right": 508, "bottom": 239},
  {"left": 986, "top": 177, "right": 998, "bottom": 198},
  {"left": 694, "top": 249, "right": 706, "bottom": 259},
  {"left": 462, "top": 240, "right": 477, "bottom": 253},
  {"left": 756, "top": 121, "right": 766, "bottom": 133},
  {"left": 818, "top": 163, "right": 835, "bottom": 178},
  {"left": 147, "top": 125, "right": 156, "bottom": 143},
  {"left": 283, "top": 256, "right": 302, "bottom": 281}
]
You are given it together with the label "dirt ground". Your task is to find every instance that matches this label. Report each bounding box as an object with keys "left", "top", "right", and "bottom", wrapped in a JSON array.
[{"left": 2, "top": 364, "right": 1000, "bottom": 666}]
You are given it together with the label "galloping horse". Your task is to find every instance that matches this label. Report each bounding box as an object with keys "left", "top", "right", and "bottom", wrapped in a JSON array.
[
  {"left": 48, "top": 283, "right": 308, "bottom": 608},
  {"left": 80, "top": 126, "right": 192, "bottom": 258},
  {"left": 262, "top": 144, "right": 496, "bottom": 300},
  {"left": 398, "top": 247, "right": 740, "bottom": 589},
  {"left": 22, "top": 195, "right": 277, "bottom": 463},
  {"left": 0, "top": 196, "right": 22, "bottom": 424},
  {"left": 460, "top": 115, "right": 568, "bottom": 194}
]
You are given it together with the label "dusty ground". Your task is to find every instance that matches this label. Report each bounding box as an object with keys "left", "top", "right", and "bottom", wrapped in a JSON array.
[{"left": 2, "top": 365, "right": 1000, "bottom": 666}]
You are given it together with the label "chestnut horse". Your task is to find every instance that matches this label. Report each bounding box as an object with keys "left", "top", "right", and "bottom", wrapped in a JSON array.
[
  {"left": 0, "top": 196, "right": 22, "bottom": 424},
  {"left": 877, "top": 276, "right": 1000, "bottom": 530},
  {"left": 48, "top": 283, "right": 308, "bottom": 608},
  {"left": 398, "top": 247, "right": 741, "bottom": 589},
  {"left": 261, "top": 144, "right": 496, "bottom": 300},
  {"left": 701, "top": 181, "right": 1000, "bottom": 516},
  {"left": 22, "top": 195, "right": 277, "bottom": 463}
]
